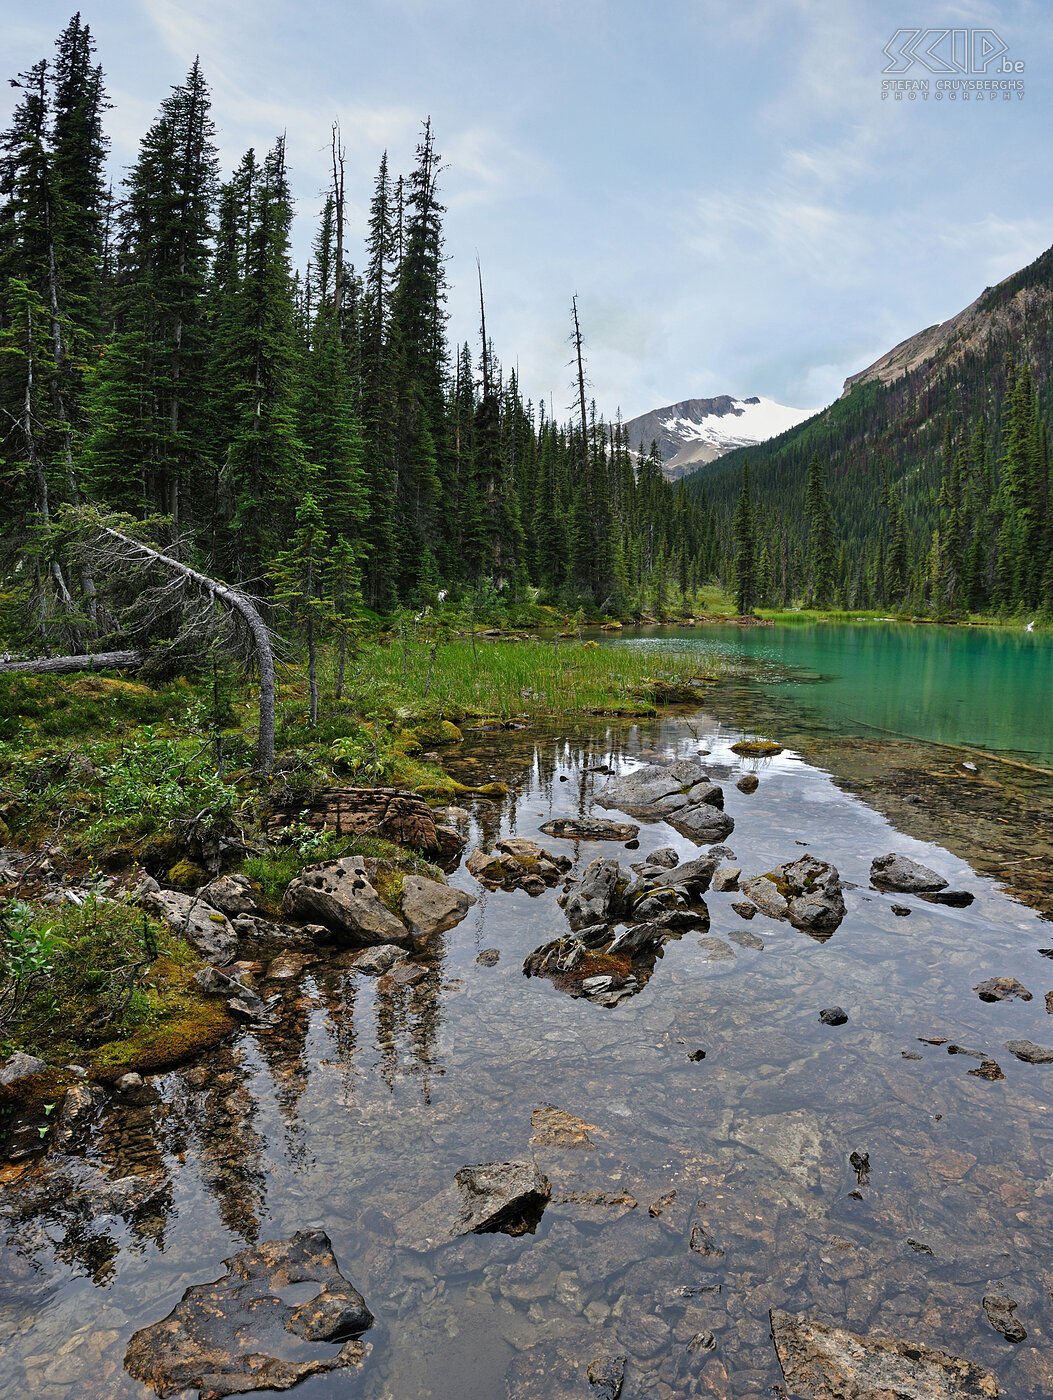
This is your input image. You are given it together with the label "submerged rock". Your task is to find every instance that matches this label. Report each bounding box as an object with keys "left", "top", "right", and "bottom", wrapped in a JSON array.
[
  {"left": 769, "top": 1309, "right": 999, "bottom": 1398},
  {"left": 124, "top": 1229, "right": 373, "bottom": 1398},
  {"left": 282, "top": 857, "right": 408, "bottom": 946},
  {"left": 736, "top": 772, "right": 760, "bottom": 794},
  {"left": 399, "top": 1161, "right": 551, "bottom": 1251},
  {"left": 870, "top": 853, "right": 948, "bottom": 894},
  {"left": 982, "top": 1292, "right": 1027, "bottom": 1343},
  {"left": 352, "top": 944, "right": 406, "bottom": 976},
  {"left": 540, "top": 817, "right": 639, "bottom": 842},
  {"left": 741, "top": 855, "right": 846, "bottom": 938},
  {"left": 142, "top": 889, "right": 237, "bottom": 962},
  {"left": 505, "top": 1342, "right": 625, "bottom": 1399}
]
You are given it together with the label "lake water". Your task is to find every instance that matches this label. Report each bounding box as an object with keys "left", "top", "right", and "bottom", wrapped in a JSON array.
[
  {"left": 611, "top": 620, "right": 1053, "bottom": 766},
  {"left": 3, "top": 637, "right": 1053, "bottom": 1397}
]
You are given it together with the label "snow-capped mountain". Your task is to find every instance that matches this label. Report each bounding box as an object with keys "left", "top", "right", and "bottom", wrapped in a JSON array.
[{"left": 622, "top": 395, "right": 819, "bottom": 481}]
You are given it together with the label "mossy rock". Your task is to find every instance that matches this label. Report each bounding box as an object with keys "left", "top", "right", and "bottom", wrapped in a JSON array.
[
  {"left": 392, "top": 729, "right": 423, "bottom": 757},
  {"left": 90, "top": 1000, "right": 235, "bottom": 1080},
  {"left": 167, "top": 858, "right": 208, "bottom": 889},
  {"left": 0, "top": 816, "right": 10, "bottom": 845},
  {"left": 412, "top": 719, "right": 463, "bottom": 746},
  {"left": 137, "top": 833, "right": 181, "bottom": 873},
  {"left": 731, "top": 739, "right": 784, "bottom": 757}
]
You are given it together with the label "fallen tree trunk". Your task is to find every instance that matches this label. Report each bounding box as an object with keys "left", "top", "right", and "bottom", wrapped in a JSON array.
[{"left": 0, "top": 649, "right": 146, "bottom": 676}]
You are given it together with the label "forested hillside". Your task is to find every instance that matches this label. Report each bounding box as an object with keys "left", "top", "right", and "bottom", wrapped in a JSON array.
[
  {"left": 0, "top": 15, "right": 717, "bottom": 660},
  {"left": 694, "top": 245, "right": 1053, "bottom": 616}
]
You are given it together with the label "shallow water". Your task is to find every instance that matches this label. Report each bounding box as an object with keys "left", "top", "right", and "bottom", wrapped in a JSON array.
[{"left": 4, "top": 711, "right": 1053, "bottom": 1397}]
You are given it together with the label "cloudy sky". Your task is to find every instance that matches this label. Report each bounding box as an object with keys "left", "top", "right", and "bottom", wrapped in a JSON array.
[{"left": 2, "top": 0, "right": 1050, "bottom": 419}]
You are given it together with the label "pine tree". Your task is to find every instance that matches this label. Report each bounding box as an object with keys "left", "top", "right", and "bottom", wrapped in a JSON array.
[
  {"left": 804, "top": 453, "right": 836, "bottom": 607},
  {"left": 732, "top": 464, "right": 756, "bottom": 615}
]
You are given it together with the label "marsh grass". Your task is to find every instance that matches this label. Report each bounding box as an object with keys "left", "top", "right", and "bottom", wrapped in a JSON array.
[{"left": 332, "top": 636, "right": 717, "bottom": 721}]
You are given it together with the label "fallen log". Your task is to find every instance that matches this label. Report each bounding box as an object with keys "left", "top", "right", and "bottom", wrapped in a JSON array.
[{"left": 0, "top": 649, "right": 147, "bottom": 676}]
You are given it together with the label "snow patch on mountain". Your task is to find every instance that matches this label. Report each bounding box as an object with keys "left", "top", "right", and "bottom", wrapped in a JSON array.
[{"left": 624, "top": 394, "right": 819, "bottom": 480}]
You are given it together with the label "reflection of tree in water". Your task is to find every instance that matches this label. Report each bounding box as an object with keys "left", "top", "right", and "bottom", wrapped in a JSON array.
[
  {"left": 174, "top": 1044, "right": 268, "bottom": 1243},
  {"left": 372, "top": 964, "right": 445, "bottom": 1104},
  {"left": 319, "top": 967, "right": 358, "bottom": 1095},
  {"left": 251, "top": 981, "right": 315, "bottom": 1167}
]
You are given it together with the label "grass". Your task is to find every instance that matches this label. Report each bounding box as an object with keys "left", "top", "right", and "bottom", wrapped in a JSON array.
[{"left": 333, "top": 635, "right": 718, "bottom": 722}]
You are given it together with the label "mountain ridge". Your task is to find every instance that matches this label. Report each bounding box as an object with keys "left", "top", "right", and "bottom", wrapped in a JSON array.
[{"left": 622, "top": 394, "right": 817, "bottom": 480}]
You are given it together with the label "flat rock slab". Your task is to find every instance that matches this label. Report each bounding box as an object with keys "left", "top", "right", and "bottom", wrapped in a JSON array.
[
  {"left": 124, "top": 1230, "right": 372, "bottom": 1398},
  {"left": 870, "top": 853, "right": 948, "bottom": 894},
  {"left": 399, "top": 1161, "right": 551, "bottom": 1251},
  {"left": 1006, "top": 1039, "right": 1053, "bottom": 1064},
  {"left": 143, "top": 890, "right": 237, "bottom": 962},
  {"left": 770, "top": 1309, "right": 998, "bottom": 1398},
  {"left": 540, "top": 817, "right": 639, "bottom": 842},
  {"left": 530, "top": 1105, "right": 596, "bottom": 1150},
  {"left": 506, "top": 1343, "right": 625, "bottom": 1399}
]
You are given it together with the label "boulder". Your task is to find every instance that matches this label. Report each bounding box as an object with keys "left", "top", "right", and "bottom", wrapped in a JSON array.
[
  {"left": 399, "top": 1161, "right": 551, "bottom": 1251},
  {"left": 770, "top": 1309, "right": 998, "bottom": 1398},
  {"left": 142, "top": 889, "right": 237, "bottom": 962},
  {"left": 399, "top": 874, "right": 475, "bottom": 939},
  {"left": 0, "top": 1052, "right": 47, "bottom": 1087},
  {"left": 982, "top": 1292, "right": 1026, "bottom": 1342},
  {"left": 736, "top": 773, "right": 760, "bottom": 794},
  {"left": 558, "top": 859, "right": 629, "bottom": 931},
  {"left": 712, "top": 865, "right": 741, "bottom": 893},
  {"left": 741, "top": 855, "right": 846, "bottom": 938},
  {"left": 283, "top": 857, "right": 409, "bottom": 946},
  {"left": 197, "top": 873, "right": 258, "bottom": 916},
  {"left": 540, "top": 817, "right": 639, "bottom": 842},
  {"left": 1006, "top": 1039, "right": 1053, "bottom": 1064},
  {"left": 595, "top": 761, "right": 734, "bottom": 843},
  {"left": 124, "top": 1230, "right": 372, "bottom": 1397},
  {"left": 870, "top": 853, "right": 948, "bottom": 894}
]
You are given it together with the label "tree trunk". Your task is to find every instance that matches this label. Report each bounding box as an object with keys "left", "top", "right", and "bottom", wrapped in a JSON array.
[{"left": 0, "top": 650, "right": 145, "bottom": 676}]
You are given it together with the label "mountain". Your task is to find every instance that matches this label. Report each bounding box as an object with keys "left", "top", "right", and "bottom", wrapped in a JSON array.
[
  {"left": 685, "top": 241, "right": 1053, "bottom": 561},
  {"left": 623, "top": 395, "right": 818, "bottom": 480}
]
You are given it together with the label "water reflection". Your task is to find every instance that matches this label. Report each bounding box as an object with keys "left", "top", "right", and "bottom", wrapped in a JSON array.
[{"left": 3, "top": 711, "right": 1053, "bottom": 1397}]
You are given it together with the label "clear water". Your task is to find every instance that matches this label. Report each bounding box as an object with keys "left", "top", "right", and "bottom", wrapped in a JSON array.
[
  {"left": 3, "top": 702, "right": 1053, "bottom": 1397},
  {"left": 613, "top": 620, "right": 1053, "bottom": 766}
]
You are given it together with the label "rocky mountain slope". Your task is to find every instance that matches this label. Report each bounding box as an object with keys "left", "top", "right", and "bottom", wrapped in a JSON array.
[{"left": 623, "top": 395, "right": 817, "bottom": 480}]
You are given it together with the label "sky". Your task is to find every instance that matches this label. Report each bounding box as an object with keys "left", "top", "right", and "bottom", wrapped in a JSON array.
[{"left": 2, "top": 0, "right": 1050, "bottom": 421}]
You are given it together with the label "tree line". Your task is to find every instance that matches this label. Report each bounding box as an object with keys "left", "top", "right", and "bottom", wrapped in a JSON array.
[{"left": 0, "top": 15, "right": 715, "bottom": 661}]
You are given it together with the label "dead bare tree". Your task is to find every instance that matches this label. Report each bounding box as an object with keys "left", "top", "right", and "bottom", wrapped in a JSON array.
[{"left": 4, "top": 511, "right": 278, "bottom": 775}]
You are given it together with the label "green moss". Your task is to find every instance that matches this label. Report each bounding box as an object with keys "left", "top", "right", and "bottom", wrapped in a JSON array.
[
  {"left": 372, "top": 866, "right": 405, "bottom": 915},
  {"left": 412, "top": 719, "right": 463, "bottom": 746},
  {"left": 166, "top": 858, "right": 206, "bottom": 889},
  {"left": 89, "top": 998, "right": 234, "bottom": 1079},
  {"left": 731, "top": 739, "right": 784, "bottom": 757}
]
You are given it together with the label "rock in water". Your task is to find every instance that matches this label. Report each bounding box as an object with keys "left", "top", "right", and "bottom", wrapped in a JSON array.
[
  {"left": 595, "top": 760, "right": 734, "bottom": 844},
  {"left": 142, "top": 889, "right": 237, "bottom": 962},
  {"left": 870, "top": 853, "right": 949, "bottom": 894},
  {"left": 282, "top": 856, "right": 409, "bottom": 945},
  {"left": 973, "top": 977, "right": 1032, "bottom": 1003},
  {"left": 819, "top": 1007, "right": 848, "bottom": 1026},
  {"left": 1006, "top": 1039, "right": 1053, "bottom": 1064},
  {"left": 398, "top": 874, "right": 475, "bottom": 938},
  {"left": 124, "top": 1230, "right": 372, "bottom": 1398},
  {"left": 540, "top": 817, "right": 639, "bottom": 842},
  {"left": 769, "top": 1309, "right": 999, "bottom": 1398},
  {"left": 467, "top": 839, "right": 570, "bottom": 895},
  {"left": 399, "top": 1161, "right": 551, "bottom": 1251},
  {"left": 741, "top": 855, "right": 846, "bottom": 937},
  {"left": 982, "top": 1292, "right": 1027, "bottom": 1342}
]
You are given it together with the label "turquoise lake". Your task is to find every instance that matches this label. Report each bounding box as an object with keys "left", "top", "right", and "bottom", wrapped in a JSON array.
[{"left": 613, "top": 620, "right": 1053, "bottom": 765}]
